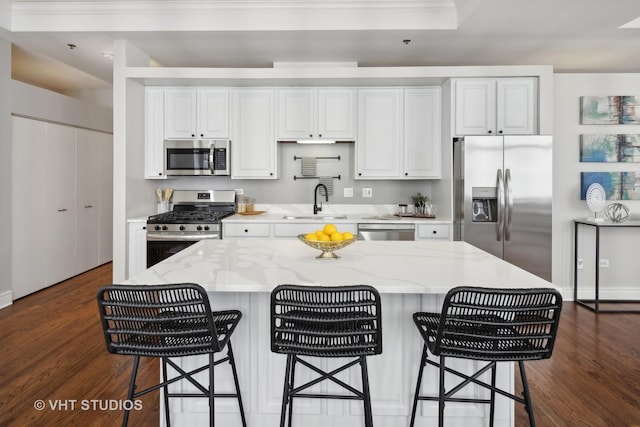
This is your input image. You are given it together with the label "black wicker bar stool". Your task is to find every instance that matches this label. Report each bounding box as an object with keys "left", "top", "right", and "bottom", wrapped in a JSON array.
[
  {"left": 97, "top": 283, "right": 247, "bottom": 427},
  {"left": 270, "top": 284, "right": 382, "bottom": 427},
  {"left": 409, "top": 286, "right": 562, "bottom": 427}
]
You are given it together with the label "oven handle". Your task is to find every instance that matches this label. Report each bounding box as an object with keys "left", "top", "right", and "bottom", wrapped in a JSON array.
[{"left": 147, "top": 234, "right": 220, "bottom": 242}]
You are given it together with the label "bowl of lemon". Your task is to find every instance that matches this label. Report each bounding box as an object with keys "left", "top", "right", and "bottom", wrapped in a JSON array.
[{"left": 299, "top": 224, "right": 357, "bottom": 259}]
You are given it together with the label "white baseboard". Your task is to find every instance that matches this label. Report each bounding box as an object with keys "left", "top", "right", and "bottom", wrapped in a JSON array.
[{"left": 0, "top": 290, "right": 13, "bottom": 309}]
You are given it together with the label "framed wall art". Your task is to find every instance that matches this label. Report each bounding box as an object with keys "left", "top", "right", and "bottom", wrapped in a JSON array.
[
  {"left": 581, "top": 171, "right": 640, "bottom": 200},
  {"left": 580, "top": 134, "right": 640, "bottom": 162},
  {"left": 580, "top": 96, "right": 640, "bottom": 124}
]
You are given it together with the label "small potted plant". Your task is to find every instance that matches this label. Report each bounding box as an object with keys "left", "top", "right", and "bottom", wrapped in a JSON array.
[{"left": 412, "top": 192, "right": 429, "bottom": 215}]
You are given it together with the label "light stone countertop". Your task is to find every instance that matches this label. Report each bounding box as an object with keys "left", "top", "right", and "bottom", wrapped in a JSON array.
[
  {"left": 223, "top": 203, "right": 452, "bottom": 224},
  {"left": 126, "top": 238, "right": 556, "bottom": 294}
]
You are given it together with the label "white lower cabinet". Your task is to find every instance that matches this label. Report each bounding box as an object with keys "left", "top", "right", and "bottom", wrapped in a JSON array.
[
  {"left": 223, "top": 223, "right": 271, "bottom": 238},
  {"left": 417, "top": 224, "right": 451, "bottom": 240},
  {"left": 127, "top": 220, "right": 148, "bottom": 278},
  {"left": 11, "top": 116, "right": 113, "bottom": 299}
]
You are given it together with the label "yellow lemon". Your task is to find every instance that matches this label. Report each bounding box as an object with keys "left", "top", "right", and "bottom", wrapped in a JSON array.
[
  {"left": 323, "top": 224, "right": 338, "bottom": 235},
  {"left": 342, "top": 231, "right": 354, "bottom": 240},
  {"left": 318, "top": 234, "right": 331, "bottom": 242},
  {"left": 330, "top": 232, "right": 344, "bottom": 242},
  {"left": 315, "top": 229, "right": 325, "bottom": 236},
  {"left": 305, "top": 233, "right": 318, "bottom": 241}
]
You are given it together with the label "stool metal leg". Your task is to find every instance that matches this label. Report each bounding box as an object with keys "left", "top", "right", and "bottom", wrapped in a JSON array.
[
  {"left": 123, "top": 355, "right": 141, "bottom": 427},
  {"left": 360, "top": 356, "right": 374, "bottom": 427},
  {"left": 489, "top": 362, "right": 496, "bottom": 427},
  {"left": 209, "top": 353, "right": 215, "bottom": 427},
  {"left": 287, "top": 356, "right": 297, "bottom": 427},
  {"left": 438, "top": 356, "right": 445, "bottom": 427},
  {"left": 162, "top": 358, "right": 171, "bottom": 427},
  {"left": 410, "top": 345, "right": 428, "bottom": 427},
  {"left": 280, "top": 354, "right": 294, "bottom": 427},
  {"left": 519, "top": 361, "right": 536, "bottom": 427},
  {"left": 225, "top": 341, "right": 247, "bottom": 427}
]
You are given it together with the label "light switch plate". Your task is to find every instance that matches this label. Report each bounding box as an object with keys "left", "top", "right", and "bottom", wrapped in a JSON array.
[
  {"left": 344, "top": 188, "right": 354, "bottom": 198},
  {"left": 363, "top": 188, "right": 373, "bottom": 198}
]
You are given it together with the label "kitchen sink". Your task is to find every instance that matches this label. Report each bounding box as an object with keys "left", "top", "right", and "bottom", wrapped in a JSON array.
[{"left": 282, "top": 215, "right": 347, "bottom": 220}]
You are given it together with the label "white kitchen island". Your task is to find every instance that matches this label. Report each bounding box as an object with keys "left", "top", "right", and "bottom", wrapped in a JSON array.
[{"left": 126, "top": 239, "right": 557, "bottom": 427}]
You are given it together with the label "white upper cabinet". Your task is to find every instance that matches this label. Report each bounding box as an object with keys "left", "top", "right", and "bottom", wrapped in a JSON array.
[
  {"left": 356, "top": 87, "right": 441, "bottom": 179},
  {"left": 277, "top": 88, "right": 355, "bottom": 141},
  {"left": 454, "top": 78, "right": 537, "bottom": 135},
  {"left": 231, "top": 89, "right": 278, "bottom": 179},
  {"left": 356, "top": 88, "right": 403, "bottom": 179},
  {"left": 404, "top": 87, "right": 441, "bottom": 178},
  {"left": 164, "top": 88, "right": 229, "bottom": 139},
  {"left": 145, "top": 87, "right": 166, "bottom": 179}
]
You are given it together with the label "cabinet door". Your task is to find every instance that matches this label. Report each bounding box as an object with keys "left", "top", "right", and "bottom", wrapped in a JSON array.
[
  {"left": 11, "top": 117, "right": 48, "bottom": 299},
  {"left": 164, "top": 88, "right": 197, "bottom": 139},
  {"left": 231, "top": 89, "right": 277, "bottom": 179},
  {"left": 145, "top": 87, "right": 167, "bottom": 179},
  {"left": 127, "top": 221, "right": 147, "bottom": 279},
  {"left": 454, "top": 79, "right": 496, "bottom": 135},
  {"left": 277, "top": 89, "right": 314, "bottom": 140},
  {"left": 404, "top": 88, "right": 441, "bottom": 178},
  {"left": 496, "top": 78, "right": 537, "bottom": 135},
  {"left": 45, "top": 123, "right": 77, "bottom": 285},
  {"left": 198, "top": 88, "right": 229, "bottom": 138},
  {"left": 356, "top": 89, "right": 403, "bottom": 179},
  {"left": 76, "top": 129, "right": 101, "bottom": 273},
  {"left": 317, "top": 89, "right": 356, "bottom": 140}
]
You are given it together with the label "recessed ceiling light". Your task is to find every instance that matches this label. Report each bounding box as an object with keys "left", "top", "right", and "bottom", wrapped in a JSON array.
[
  {"left": 67, "top": 43, "right": 77, "bottom": 50},
  {"left": 403, "top": 39, "right": 411, "bottom": 45},
  {"left": 101, "top": 51, "right": 114, "bottom": 60}
]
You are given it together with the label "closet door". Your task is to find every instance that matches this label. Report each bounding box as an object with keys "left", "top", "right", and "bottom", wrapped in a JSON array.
[
  {"left": 11, "top": 117, "right": 48, "bottom": 299},
  {"left": 45, "top": 123, "right": 77, "bottom": 285}
]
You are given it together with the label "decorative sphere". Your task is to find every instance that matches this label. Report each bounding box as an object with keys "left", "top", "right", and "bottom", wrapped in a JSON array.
[{"left": 605, "top": 203, "right": 629, "bottom": 223}]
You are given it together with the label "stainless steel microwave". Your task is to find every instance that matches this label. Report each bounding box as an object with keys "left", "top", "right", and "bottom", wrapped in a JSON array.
[{"left": 164, "top": 139, "right": 230, "bottom": 176}]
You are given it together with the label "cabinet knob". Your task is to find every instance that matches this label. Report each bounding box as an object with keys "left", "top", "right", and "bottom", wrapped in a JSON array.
[
  {"left": 200, "top": 134, "right": 204, "bottom": 137},
  {"left": 432, "top": 230, "right": 437, "bottom": 234},
  {"left": 244, "top": 229, "right": 248, "bottom": 233},
  {"left": 309, "top": 134, "right": 313, "bottom": 137},
  {"left": 488, "top": 130, "right": 493, "bottom": 134},
  {"left": 191, "top": 134, "right": 195, "bottom": 138},
  {"left": 158, "top": 172, "right": 163, "bottom": 176},
  {"left": 404, "top": 172, "right": 408, "bottom": 176},
  {"left": 318, "top": 134, "right": 322, "bottom": 138},
  {"left": 143, "top": 226, "right": 146, "bottom": 230},
  {"left": 270, "top": 172, "right": 274, "bottom": 176},
  {"left": 358, "top": 172, "right": 362, "bottom": 176},
  {"left": 498, "top": 130, "right": 503, "bottom": 134}
]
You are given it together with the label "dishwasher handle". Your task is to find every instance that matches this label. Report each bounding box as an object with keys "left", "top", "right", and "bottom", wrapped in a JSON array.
[{"left": 357, "top": 223, "right": 416, "bottom": 231}]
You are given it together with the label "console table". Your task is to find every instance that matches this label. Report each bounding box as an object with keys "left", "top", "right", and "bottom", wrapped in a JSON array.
[{"left": 574, "top": 219, "right": 640, "bottom": 313}]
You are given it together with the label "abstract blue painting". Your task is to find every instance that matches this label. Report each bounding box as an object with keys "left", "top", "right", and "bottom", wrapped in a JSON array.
[
  {"left": 581, "top": 172, "right": 640, "bottom": 200},
  {"left": 581, "top": 96, "right": 640, "bottom": 124},
  {"left": 580, "top": 134, "right": 640, "bottom": 162}
]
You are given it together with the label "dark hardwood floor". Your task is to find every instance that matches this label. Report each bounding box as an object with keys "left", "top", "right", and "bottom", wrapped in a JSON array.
[{"left": 1, "top": 263, "right": 639, "bottom": 426}]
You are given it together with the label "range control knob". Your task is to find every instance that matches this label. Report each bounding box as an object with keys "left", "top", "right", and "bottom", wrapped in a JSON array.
[
  {"left": 179, "top": 225, "right": 185, "bottom": 231},
  {"left": 162, "top": 225, "right": 168, "bottom": 231},
  {"left": 154, "top": 225, "right": 161, "bottom": 231},
  {"left": 197, "top": 226, "right": 203, "bottom": 231},
  {"left": 204, "top": 226, "right": 210, "bottom": 231}
]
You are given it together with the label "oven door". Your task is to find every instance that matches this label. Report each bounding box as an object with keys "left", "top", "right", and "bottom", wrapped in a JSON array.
[{"left": 146, "top": 234, "right": 220, "bottom": 267}]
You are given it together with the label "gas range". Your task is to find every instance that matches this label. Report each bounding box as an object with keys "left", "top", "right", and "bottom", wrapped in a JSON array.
[{"left": 146, "top": 190, "right": 236, "bottom": 267}]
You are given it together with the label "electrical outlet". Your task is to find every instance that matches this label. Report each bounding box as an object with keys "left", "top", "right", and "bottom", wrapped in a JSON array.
[
  {"left": 363, "top": 188, "right": 373, "bottom": 198},
  {"left": 234, "top": 188, "right": 244, "bottom": 195},
  {"left": 344, "top": 188, "right": 354, "bottom": 198},
  {"left": 599, "top": 259, "right": 610, "bottom": 268},
  {"left": 577, "top": 258, "right": 584, "bottom": 270}
]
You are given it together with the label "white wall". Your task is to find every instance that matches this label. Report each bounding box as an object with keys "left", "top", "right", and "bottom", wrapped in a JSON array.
[
  {"left": 0, "top": 38, "right": 12, "bottom": 308},
  {"left": 553, "top": 73, "right": 640, "bottom": 297}
]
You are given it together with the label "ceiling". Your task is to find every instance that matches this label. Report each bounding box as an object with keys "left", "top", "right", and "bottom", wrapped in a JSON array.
[{"left": 4, "top": 0, "right": 640, "bottom": 94}]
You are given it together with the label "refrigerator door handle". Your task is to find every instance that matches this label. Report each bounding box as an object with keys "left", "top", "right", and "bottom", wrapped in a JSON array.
[
  {"left": 505, "top": 168, "right": 513, "bottom": 241},
  {"left": 497, "top": 168, "right": 504, "bottom": 241}
]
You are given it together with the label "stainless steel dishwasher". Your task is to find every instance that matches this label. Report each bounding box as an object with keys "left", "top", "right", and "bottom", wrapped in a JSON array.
[{"left": 357, "top": 223, "right": 416, "bottom": 241}]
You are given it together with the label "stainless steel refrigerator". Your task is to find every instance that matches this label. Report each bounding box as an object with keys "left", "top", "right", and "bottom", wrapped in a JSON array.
[{"left": 453, "top": 136, "right": 552, "bottom": 281}]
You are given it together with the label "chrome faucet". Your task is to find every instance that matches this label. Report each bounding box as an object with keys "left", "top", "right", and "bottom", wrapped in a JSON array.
[{"left": 313, "top": 184, "right": 328, "bottom": 214}]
